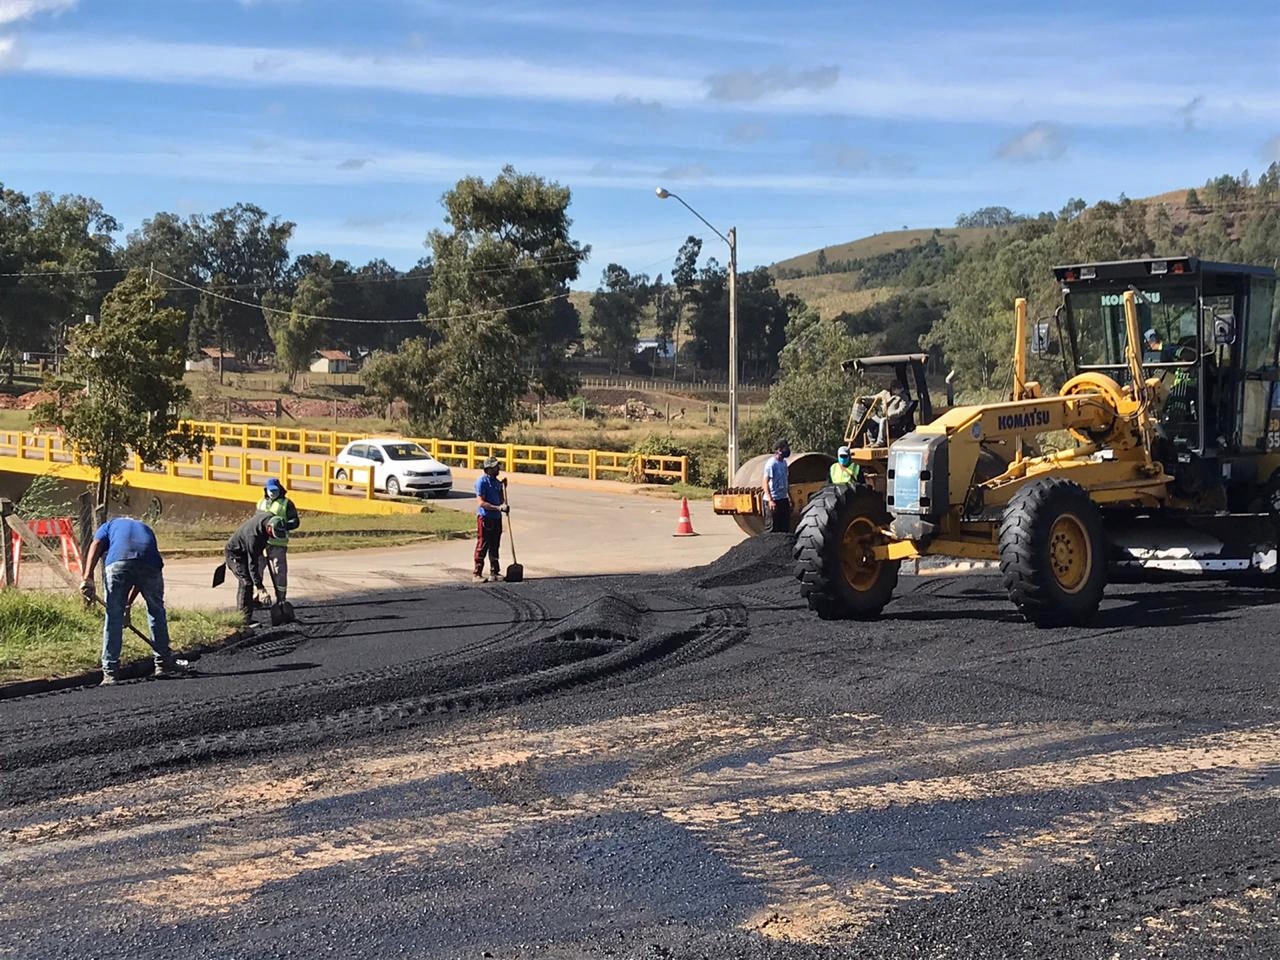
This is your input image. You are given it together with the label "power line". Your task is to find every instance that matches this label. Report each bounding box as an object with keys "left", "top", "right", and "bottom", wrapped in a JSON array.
[
  {"left": 153, "top": 269, "right": 569, "bottom": 325},
  {"left": 0, "top": 266, "right": 127, "bottom": 278}
]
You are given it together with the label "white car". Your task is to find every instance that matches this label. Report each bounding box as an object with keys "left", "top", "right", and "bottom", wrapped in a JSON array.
[{"left": 334, "top": 438, "right": 453, "bottom": 498}]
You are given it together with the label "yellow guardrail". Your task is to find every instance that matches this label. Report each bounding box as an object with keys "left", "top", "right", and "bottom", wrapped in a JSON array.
[
  {"left": 0, "top": 430, "right": 419, "bottom": 516},
  {"left": 181, "top": 420, "right": 690, "bottom": 484}
]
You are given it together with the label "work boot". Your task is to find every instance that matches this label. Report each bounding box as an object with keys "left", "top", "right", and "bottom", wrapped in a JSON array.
[
  {"left": 154, "top": 658, "right": 193, "bottom": 679},
  {"left": 99, "top": 670, "right": 118, "bottom": 686},
  {"left": 472, "top": 572, "right": 487, "bottom": 583},
  {"left": 490, "top": 570, "right": 504, "bottom": 582}
]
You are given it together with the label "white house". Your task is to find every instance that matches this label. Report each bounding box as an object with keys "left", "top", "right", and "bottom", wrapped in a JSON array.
[{"left": 310, "top": 349, "right": 355, "bottom": 374}]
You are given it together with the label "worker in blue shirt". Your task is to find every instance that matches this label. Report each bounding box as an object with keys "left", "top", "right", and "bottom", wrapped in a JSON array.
[
  {"left": 473, "top": 456, "right": 508, "bottom": 582},
  {"left": 762, "top": 438, "right": 792, "bottom": 533},
  {"left": 80, "top": 516, "right": 188, "bottom": 684}
]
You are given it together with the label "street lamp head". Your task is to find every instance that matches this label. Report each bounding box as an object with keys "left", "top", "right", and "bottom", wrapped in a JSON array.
[{"left": 654, "top": 186, "right": 670, "bottom": 199}]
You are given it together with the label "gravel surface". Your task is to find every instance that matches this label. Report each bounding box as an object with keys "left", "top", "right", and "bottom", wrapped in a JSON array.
[{"left": 2, "top": 535, "right": 1278, "bottom": 958}]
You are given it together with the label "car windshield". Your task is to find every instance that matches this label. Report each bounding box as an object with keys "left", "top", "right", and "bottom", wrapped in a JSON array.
[
  {"left": 1067, "top": 285, "right": 1199, "bottom": 368},
  {"left": 382, "top": 443, "right": 433, "bottom": 461}
]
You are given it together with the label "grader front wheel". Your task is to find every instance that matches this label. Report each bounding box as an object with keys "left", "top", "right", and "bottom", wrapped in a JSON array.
[
  {"left": 998, "top": 478, "right": 1107, "bottom": 626},
  {"left": 794, "top": 485, "right": 899, "bottom": 620}
]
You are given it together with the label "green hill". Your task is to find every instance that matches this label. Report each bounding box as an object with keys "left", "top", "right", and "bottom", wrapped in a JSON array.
[{"left": 771, "top": 226, "right": 996, "bottom": 277}]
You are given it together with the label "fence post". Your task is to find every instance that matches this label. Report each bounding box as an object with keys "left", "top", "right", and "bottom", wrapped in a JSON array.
[
  {"left": 506, "top": 442, "right": 515, "bottom": 473},
  {"left": 706, "top": 402, "right": 712, "bottom": 425},
  {"left": 546, "top": 446, "right": 556, "bottom": 477},
  {"left": 1, "top": 498, "right": 14, "bottom": 588},
  {"left": 589, "top": 449, "right": 598, "bottom": 481}
]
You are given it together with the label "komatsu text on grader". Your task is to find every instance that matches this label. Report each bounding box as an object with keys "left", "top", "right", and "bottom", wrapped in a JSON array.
[{"left": 795, "top": 257, "right": 1280, "bottom": 626}]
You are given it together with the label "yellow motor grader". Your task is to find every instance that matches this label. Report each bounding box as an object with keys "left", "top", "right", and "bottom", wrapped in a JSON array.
[
  {"left": 795, "top": 256, "right": 1280, "bottom": 625},
  {"left": 713, "top": 353, "right": 952, "bottom": 535}
]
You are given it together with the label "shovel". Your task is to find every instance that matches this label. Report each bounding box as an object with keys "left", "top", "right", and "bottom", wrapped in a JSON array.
[
  {"left": 211, "top": 563, "right": 226, "bottom": 588},
  {"left": 503, "top": 497, "right": 524, "bottom": 584}
]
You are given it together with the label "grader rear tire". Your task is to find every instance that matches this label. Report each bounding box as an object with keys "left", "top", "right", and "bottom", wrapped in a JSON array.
[
  {"left": 794, "top": 485, "right": 898, "bottom": 620},
  {"left": 998, "top": 478, "right": 1106, "bottom": 626}
]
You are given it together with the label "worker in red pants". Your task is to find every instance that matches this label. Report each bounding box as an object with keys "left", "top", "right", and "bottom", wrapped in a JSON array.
[{"left": 473, "top": 457, "right": 508, "bottom": 582}]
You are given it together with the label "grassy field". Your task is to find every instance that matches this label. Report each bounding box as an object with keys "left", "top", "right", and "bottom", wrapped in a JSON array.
[
  {"left": 0, "top": 410, "right": 32, "bottom": 430},
  {"left": 773, "top": 278, "right": 897, "bottom": 321},
  {"left": 154, "top": 510, "right": 476, "bottom": 558},
  {"left": 0, "top": 591, "right": 242, "bottom": 683}
]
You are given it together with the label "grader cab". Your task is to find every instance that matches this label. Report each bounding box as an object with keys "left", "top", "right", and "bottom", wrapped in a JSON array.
[{"left": 795, "top": 257, "right": 1280, "bottom": 625}]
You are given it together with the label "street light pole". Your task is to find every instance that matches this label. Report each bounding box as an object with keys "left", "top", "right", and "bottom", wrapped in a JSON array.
[
  {"left": 726, "top": 226, "right": 738, "bottom": 479},
  {"left": 654, "top": 187, "right": 739, "bottom": 478}
]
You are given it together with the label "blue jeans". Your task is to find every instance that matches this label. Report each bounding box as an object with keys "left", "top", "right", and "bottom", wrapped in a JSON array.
[{"left": 102, "top": 560, "right": 172, "bottom": 673}]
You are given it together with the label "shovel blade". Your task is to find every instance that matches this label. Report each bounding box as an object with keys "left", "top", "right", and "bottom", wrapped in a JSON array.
[
  {"left": 211, "top": 563, "right": 226, "bottom": 588},
  {"left": 504, "top": 562, "right": 524, "bottom": 583}
]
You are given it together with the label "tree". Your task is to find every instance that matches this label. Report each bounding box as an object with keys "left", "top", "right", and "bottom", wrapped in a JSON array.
[
  {"left": 742, "top": 302, "right": 870, "bottom": 455},
  {"left": 363, "top": 168, "right": 571, "bottom": 441},
  {"left": 955, "top": 206, "right": 1028, "bottom": 229},
  {"left": 1185, "top": 188, "right": 1202, "bottom": 209},
  {"left": 425, "top": 166, "right": 589, "bottom": 432},
  {"left": 362, "top": 321, "right": 527, "bottom": 440},
  {"left": 265, "top": 273, "right": 333, "bottom": 387},
  {"left": 670, "top": 235, "right": 702, "bottom": 376},
  {"left": 0, "top": 184, "right": 35, "bottom": 355},
  {"left": 588, "top": 264, "right": 649, "bottom": 372},
  {"left": 121, "top": 212, "right": 201, "bottom": 336},
  {"left": 16, "top": 192, "right": 120, "bottom": 355},
  {"left": 33, "top": 270, "right": 207, "bottom": 508},
  {"left": 190, "top": 203, "right": 295, "bottom": 355},
  {"left": 191, "top": 273, "right": 237, "bottom": 381}
]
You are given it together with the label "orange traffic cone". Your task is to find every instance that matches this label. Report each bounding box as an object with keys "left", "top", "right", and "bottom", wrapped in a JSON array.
[{"left": 673, "top": 497, "right": 698, "bottom": 537}]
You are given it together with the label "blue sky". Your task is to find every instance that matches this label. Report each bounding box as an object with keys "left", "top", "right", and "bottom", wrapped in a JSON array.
[{"left": 1, "top": 0, "right": 1278, "bottom": 286}]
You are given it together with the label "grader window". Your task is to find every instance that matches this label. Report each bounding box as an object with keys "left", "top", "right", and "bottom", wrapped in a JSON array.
[{"left": 1068, "top": 286, "right": 1199, "bottom": 369}]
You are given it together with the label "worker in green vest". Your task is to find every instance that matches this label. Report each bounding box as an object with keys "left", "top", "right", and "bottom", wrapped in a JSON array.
[
  {"left": 829, "top": 445, "right": 860, "bottom": 485},
  {"left": 257, "top": 478, "right": 300, "bottom": 605}
]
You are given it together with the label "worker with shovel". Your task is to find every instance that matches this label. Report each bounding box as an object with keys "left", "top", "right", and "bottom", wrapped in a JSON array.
[
  {"left": 80, "top": 516, "right": 189, "bottom": 684},
  {"left": 473, "top": 457, "right": 508, "bottom": 583},
  {"left": 221, "top": 512, "right": 284, "bottom": 622},
  {"left": 256, "top": 477, "right": 299, "bottom": 610}
]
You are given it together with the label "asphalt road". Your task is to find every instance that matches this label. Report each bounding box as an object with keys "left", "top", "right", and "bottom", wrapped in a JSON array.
[
  {"left": 159, "top": 479, "right": 744, "bottom": 610},
  {"left": 2, "top": 536, "right": 1279, "bottom": 959}
]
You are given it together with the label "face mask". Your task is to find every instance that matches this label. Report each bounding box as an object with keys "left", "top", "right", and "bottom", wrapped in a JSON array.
[
  {"left": 839, "top": 456, "right": 851, "bottom": 465},
  {"left": 779, "top": 448, "right": 791, "bottom": 459}
]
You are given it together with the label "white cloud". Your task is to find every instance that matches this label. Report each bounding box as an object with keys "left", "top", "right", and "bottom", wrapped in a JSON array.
[
  {"left": 997, "top": 123, "right": 1066, "bottom": 163},
  {"left": 13, "top": 33, "right": 1280, "bottom": 129},
  {"left": 0, "top": 132, "right": 968, "bottom": 196},
  {"left": 20, "top": 34, "right": 698, "bottom": 105},
  {"left": 0, "top": 32, "right": 22, "bottom": 68},
  {"left": 0, "top": 0, "right": 74, "bottom": 26}
]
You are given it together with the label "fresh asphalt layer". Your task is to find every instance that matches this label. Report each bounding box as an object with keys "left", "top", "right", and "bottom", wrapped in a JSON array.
[{"left": 2, "top": 535, "right": 1279, "bottom": 959}]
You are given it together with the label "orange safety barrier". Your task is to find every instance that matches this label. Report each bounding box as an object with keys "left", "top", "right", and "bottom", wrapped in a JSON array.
[{"left": 11, "top": 517, "right": 82, "bottom": 585}]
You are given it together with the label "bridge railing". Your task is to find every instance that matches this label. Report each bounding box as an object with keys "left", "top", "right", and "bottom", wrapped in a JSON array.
[
  {"left": 0, "top": 429, "right": 415, "bottom": 515},
  {"left": 181, "top": 421, "right": 690, "bottom": 484}
]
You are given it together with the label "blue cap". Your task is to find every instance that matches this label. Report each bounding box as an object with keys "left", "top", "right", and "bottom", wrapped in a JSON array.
[{"left": 265, "top": 478, "right": 285, "bottom": 496}]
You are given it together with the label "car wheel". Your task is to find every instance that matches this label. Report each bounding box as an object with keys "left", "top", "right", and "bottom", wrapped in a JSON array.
[
  {"left": 386, "top": 476, "right": 401, "bottom": 497},
  {"left": 335, "top": 468, "right": 348, "bottom": 482}
]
